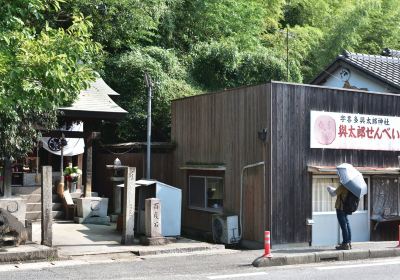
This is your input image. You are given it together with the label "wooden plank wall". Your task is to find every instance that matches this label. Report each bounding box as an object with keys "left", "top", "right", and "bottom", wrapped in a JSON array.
[
  {"left": 270, "top": 82, "right": 400, "bottom": 244},
  {"left": 242, "top": 165, "right": 265, "bottom": 242},
  {"left": 171, "top": 85, "right": 271, "bottom": 239},
  {"left": 94, "top": 152, "right": 173, "bottom": 200}
]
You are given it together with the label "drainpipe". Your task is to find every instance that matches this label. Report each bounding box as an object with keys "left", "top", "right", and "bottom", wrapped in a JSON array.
[{"left": 239, "top": 161, "right": 265, "bottom": 240}]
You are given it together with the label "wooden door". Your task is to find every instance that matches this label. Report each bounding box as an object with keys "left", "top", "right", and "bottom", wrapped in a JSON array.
[{"left": 242, "top": 164, "right": 265, "bottom": 242}]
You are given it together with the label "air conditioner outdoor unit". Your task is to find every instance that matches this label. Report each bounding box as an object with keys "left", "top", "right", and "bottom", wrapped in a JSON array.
[{"left": 212, "top": 214, "right": 240, "bottom": 244}]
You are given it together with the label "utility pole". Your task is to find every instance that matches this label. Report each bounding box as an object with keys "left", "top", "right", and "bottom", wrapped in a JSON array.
[
  {"left": 286, "top": 26, "right": 289, "bottom": 82},
  {"left": 144, "top": 73, "right": 153, "bottom": 180}
]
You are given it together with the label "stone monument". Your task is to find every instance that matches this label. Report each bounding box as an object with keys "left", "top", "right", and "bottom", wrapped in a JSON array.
[
  {"left": 0, "top": 158, "right": 27, "bottom": 228},
  {"left": 140, "top": 198, "right": 172, "bottom": 245}
]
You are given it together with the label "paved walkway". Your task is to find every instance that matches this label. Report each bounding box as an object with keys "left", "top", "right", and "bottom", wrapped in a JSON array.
[
  {"left": 2, "top": 221, "right": 400, "bottom": 265},
  {"left": 253, "top": 241, "right": 400, "bottom": 267},
  {"left": 32, "top": 221, "right": 224, "bottom": 258}
]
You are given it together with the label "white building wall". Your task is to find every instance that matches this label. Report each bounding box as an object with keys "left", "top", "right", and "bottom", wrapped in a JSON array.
[{"left": 322, "top": 67, "right": 393, "bottom": 93}]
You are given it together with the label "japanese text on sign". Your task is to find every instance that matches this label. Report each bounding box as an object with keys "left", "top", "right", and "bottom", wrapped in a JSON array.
[{"left": 310, "top": 111, "right": 400, "bottom": 151}]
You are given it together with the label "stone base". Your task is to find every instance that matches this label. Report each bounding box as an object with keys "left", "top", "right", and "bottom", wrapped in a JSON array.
[
  {"left": 0, "top": 243, "right": 58, "bottom": 263},
  {"left": 74, "top": 216, "right": 111, "bottom": 225},
  {"left": 110, "top": 214, "right": 119, "bottom": 222},
  {"left": 74, "top": 197, "right": 109, "bottom": 225},
  {"left": 0, "top": 197, "right": 27, "bottom": 222},
  {"left": 139, "top": 236, "right": 177, "bottom": 246}
]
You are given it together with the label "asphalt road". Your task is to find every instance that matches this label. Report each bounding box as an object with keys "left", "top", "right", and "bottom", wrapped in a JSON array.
[{"left": 0, "top": 249, "right": 399, "bottom": 280}]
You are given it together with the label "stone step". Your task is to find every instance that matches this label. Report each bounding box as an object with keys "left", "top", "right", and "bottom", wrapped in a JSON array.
[
  {"left": 12, "top": 186, "right": 41, "bottom": 195},
  {"left": 26, "top": 210, "right": 64, "bottom": 221},
  {"left": 19, "top": 194, "right": 61, "bottom": 203},
  {"left": 26, "top": 202, "right": 64, "bottom": 212}
]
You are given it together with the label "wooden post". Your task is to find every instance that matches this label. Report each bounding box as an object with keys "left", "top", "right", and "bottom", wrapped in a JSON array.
[
  {"left": 83, "top": 131, "right": 100, "bottom": 198},
  {"left": 3, "top": 158, "right": 12, "bottom": 198},
  {"left": 121, "top": 167, "right": 136, "bottom": 245},
  {"left": 77, "top": 154, "right": 83, "bottom": 191},
  {"left": 41, "top": 166, "right": 53, "bottom": 247},
  {"left": 25, "top": 220, "right": 32, "bottom": 242},
  {"left": 84, "top": 133, "right": 93, "bottom": 198}
]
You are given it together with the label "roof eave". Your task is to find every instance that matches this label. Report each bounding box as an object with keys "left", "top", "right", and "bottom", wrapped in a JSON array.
[
  {"left": 311, "top": 56, "right": 400, "bottom": 91},
  {"left": 309, "top": 56, "right": 342, "bottom": 84},
  {"left": 59, "top": 109, "right": 127, "bottom": 120},
  {"left": 341, "top": 58, "right": 400, "bottom": 91}
]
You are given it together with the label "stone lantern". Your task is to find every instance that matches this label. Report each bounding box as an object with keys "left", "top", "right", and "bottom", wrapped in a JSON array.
[{"left": 106, "top": 158, "right": 126, "bottom": 222}]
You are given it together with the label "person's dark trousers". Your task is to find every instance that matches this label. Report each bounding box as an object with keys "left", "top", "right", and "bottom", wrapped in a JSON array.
[{"left": 336, "top": 209, "right": 351, "bottom": 244}]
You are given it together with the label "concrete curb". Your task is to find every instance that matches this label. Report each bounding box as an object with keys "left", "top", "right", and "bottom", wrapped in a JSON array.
[
  {"left": 135, "top": 245, "right": 225, "bottom": 256},
  {"left": 0, "top": 245, "right": 58, "bottom": 263},
  {"left": 252, "top": 248, "right": 400, "bottom": 267},
  {"left": 56, "top": 244, "right": 226, "bottom": 258}
]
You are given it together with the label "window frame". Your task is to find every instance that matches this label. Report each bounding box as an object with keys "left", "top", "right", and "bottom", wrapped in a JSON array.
[
  {"left": 312, "top": 174, "right": 370, "bottom": 213},
  {"left": 188, "top": 175, "right": 224, "bottom": 213}
]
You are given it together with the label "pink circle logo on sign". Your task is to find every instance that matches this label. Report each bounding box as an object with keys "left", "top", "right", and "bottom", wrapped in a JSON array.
[{"left": 314, "top": 115, "right": 336, "bottom": 145}]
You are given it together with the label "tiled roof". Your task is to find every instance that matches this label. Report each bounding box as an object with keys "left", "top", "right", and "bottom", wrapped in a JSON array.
[
  {"left": 382, "top": 48, "right": 400, "bottom": 58},
  {"left": 340, "top": 50, "right": 400, "bottom": 89},
  {"left": 311, "top": 49, "right": 400, "bottom": 91},
  {"left": 59, "top": 77, "right": 127, "bottom": 119}
]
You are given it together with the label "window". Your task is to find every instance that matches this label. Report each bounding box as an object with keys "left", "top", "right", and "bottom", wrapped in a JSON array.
[
  {"left": 189, "top": 176, "right": 223, "bottom": 212},
  {"left": 312, "top": 176, "right": 368, "bottom": 212}
]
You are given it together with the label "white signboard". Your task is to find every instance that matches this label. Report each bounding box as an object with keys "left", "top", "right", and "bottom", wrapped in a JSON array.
[
  {"left": 41, "top": 122, "right": 84, "bottom": 156},
  {"left": 310, "top": 111, "right": 400, "bottom": 151}
]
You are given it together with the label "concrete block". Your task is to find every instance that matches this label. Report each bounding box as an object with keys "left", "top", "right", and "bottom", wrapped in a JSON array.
[
  {"left": 315, "top": 251, "right": 343, "bottom": 262},
  {"left": 252, "top": 256, "right": 286, "bottom": 267},
  {"left": 0, "top": 244, "right": 58, "bottom": 262},
  {"left": 393, "top": 248, "right": 400, "bottom": 256},
  {"left": 343, "top": 249, "right": 369, "bottom": 261},
  {"left": 0, "top": 197, "right": 27, "bottom": 222},
  {"left": 369, "top": 248, "right": 397, "bottom": 259},
  {"left": 12, "top": 186, "right": 41, "bottom": 195},
  {"left": 285, "top": 253, "right": 316, "bottom": 265},
  {"left": 74, "top": 216, "right": 110, "bottom": 225},
  {"left": 139, "top": 236, "right": 175, "bottom": 246},
  {"left": 76, "top": 197, "right": 109, "bottom": 219},
  {"left": 110, "top": 214, "right": 119, "bottom": 222}
]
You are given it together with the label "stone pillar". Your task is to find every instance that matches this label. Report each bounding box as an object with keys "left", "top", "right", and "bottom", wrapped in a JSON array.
[
  {"left": 121, "top": 167, "right": 136, "bottom": 245},
  {"left": 145, "top": 198, "right": 162, "bottom": 237},
  {"left": 113, "top": 185, "right": 122, "bottom": 214},
  {"left": 41, "top": 166, "right": 53, "bottom": 247}
]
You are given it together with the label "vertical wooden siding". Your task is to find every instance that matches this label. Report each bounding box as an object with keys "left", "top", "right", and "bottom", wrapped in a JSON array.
[
  {"left": 171, "top": 85, "right": 271, "bottom": 238},
  {"left": 270, "top": 82, "right": 400, "bottom": 244},
  {"left": 242, "top": 165, "right": 265, "bottom": 242},
  {"left": 94, "top": 152, "right": 173, "bottom": 201}
]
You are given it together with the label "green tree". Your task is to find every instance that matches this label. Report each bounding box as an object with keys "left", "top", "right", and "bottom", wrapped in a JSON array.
[
  {"left": 161, "top": 0, "right": 284, "bottom": 51},
  {"left": 59, "top": 0, "right": 178, "bottom": 54},
  {"left": 355, "top": 0, "right": 400, "bottom": 54},
  {"left": 0, "top": 0, "right": 100, "bottom": 158},
  {"left": 55, "top": 0, "right": 400, "bottom": 143},
  {"left": 103, "top": 46, "right": 198, "bottom": 142},
  {"left": 188, "top": 41, "right": 300, "bottom": 91}
]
